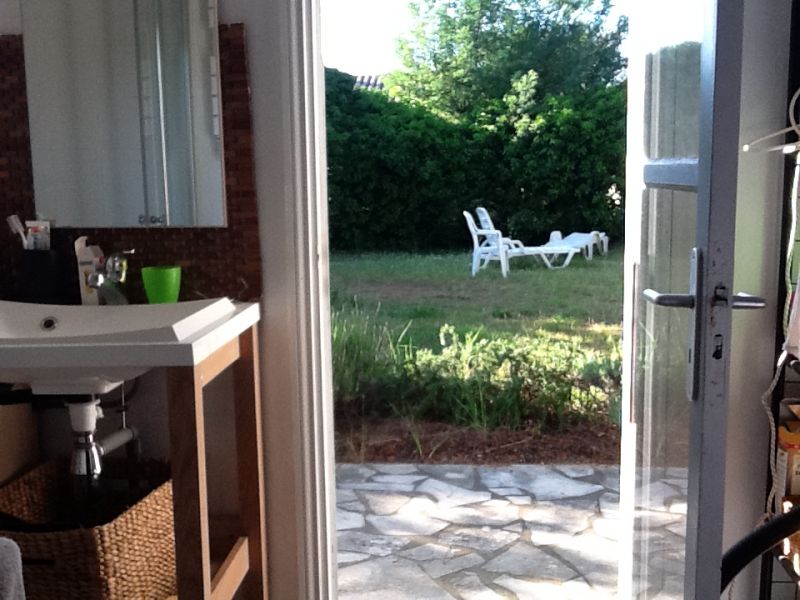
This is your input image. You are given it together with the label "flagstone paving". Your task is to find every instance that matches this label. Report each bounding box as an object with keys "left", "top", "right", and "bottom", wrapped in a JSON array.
[{"left": 336, "top": 463, "right": 687, "bottom": 600}]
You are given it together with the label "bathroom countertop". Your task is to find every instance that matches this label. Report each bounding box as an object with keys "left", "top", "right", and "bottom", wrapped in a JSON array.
[{"left": 0, "top": 301, "right": 260, "bottom": 370}]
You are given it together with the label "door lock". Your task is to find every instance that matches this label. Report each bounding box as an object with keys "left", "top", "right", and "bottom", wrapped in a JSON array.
[
  {"left": 712, "top": 334, "right": 724, "bottom": 360},
  {"left": 712, "top": 285, "right": 767, "bottom": 310},
  {"left": 641, "top": 249, "right": 767, "bottom": 402}
]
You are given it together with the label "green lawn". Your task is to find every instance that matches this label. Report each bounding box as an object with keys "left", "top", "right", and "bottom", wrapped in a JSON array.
[
  {"left": 329, "top": 249, "right": 624, "bottom": 431},
  {"left": 329, "top": 249, "right": 624, "bottom": 351}
]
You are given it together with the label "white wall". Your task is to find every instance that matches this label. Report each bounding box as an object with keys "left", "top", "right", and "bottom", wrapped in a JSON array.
[
  {"left": 0, "top": 0, "right": 21, "bottom": 34},
  {"left": 724, "top": 0, "right": 792, "bottom": 597}
]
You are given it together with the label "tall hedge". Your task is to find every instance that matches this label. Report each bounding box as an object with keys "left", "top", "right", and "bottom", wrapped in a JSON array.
[
  {"left": 503, "top": 85, "right": 626, "bottom": 242},
  {"left": 325, "top": 68, "right": 625, "bottom": 251}
]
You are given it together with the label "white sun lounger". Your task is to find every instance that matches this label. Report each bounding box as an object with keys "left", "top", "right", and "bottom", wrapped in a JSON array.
[
  {"left": 509, "top": 245, "right": 579, "bottom": 270},
  {"left": 546, "top": 230, "right": 609, "bottom": 260},
  {"left": 475, "top": 207, "right": 580, "bottom": 269},
  {"left": 464, "top": 211, "right": 579, "bottom": 276}
]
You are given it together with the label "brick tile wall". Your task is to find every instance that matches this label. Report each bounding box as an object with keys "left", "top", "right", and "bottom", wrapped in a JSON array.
[
  {"left": 0, "top": 35, "right": 34, "bottom": 297},
  {"left": 0, "top": 24, "right": 262, "bottom": 304}
]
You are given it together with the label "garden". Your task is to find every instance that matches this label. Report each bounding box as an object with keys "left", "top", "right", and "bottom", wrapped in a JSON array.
[
  {"left": 330, "top": 251, "right": 623, "bottom": 464},
  {"left": 326, "top": 0, "right": 627, "bottom": 464}
]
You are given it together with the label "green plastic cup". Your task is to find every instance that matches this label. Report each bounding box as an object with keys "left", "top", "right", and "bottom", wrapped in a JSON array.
[{"left": 141, "top": 266, "right": 181, "bottom": 304}]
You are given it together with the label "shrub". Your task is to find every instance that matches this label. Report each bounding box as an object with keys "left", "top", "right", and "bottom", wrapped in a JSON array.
[
  {"left": 325, "top": 69, "right": 626, "bottom": 251},
  {"left": 507, "top": 208, "right": 548, "bottom": 244},
  {"left": 504, "top": 85, "right": 627, "bottom": 241},
  {"left": 331, "top": 310, "right": 621, "bottom": 432},
  {"left": 326, "top": 69, "right": 481, "bottom": 251}
]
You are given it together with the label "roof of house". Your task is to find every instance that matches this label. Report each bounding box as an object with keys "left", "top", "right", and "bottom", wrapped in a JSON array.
[{"left": 353, "top": 74, "right": 385, "bottom": 91}]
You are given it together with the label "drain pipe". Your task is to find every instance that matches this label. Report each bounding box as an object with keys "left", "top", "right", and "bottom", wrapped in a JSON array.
[
  {"left": 67, "top": 397, "right": 138, "bottom": 499},
  {"left": 99, "top": 427, "right": 137, "bottom": 456}
]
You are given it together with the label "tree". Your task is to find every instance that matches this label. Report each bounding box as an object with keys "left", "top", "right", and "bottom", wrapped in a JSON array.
[
  {"left": 324, "top": 0, "right": 628, "bottom": 251},
  {"left": 386, "top": 0, "right": 626, "bottom": 124},
  {"left": 505, "top": 84, "right": 626, "bottom": 241}
]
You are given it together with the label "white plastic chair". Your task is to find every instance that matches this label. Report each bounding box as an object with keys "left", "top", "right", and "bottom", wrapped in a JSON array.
[
  {"left": 463, "top": 211, "right": 510, "bottom": 277},
  {"left": 475, "top": 207, "right": 523, "bottom": 250},
  {"left": 545, "top": 230, "right": 609, "bottom": 260}
]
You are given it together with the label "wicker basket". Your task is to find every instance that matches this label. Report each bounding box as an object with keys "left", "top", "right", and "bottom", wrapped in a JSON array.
[{"left": 0, "top": 462, "right": 176, "bottom": 600}]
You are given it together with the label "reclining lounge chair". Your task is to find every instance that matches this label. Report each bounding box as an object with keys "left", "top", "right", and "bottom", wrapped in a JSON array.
[
  {"left": 463, "top": 211, "right": 579, "bottom": 276},
  {"left": 546, "top": 230, "right": 609, "bottom": 260}
]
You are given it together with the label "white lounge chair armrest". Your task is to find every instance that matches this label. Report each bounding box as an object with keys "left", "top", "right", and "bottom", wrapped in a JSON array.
[{"left": 475, "top": 227, "right": 499, "bottom": 234}]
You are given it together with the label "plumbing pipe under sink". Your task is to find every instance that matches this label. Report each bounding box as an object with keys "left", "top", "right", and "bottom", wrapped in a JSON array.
[{"left": 67, "top": 398, "right": 138, "bottom": 499}]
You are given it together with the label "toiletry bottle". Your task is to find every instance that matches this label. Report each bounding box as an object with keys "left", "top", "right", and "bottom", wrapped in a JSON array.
[
  {"left": 74, "top": 236, "right": 104, "bottom": 305},
  {"left": 25, "top": 220, "right": 51, "bottom": 250}
]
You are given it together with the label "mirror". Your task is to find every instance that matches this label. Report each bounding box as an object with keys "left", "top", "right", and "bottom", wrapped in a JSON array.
[{"left": 21, "top": 0, "right": 226, "bottom": 227}]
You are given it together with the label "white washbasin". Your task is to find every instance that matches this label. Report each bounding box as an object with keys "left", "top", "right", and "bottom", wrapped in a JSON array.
[
  {"left": 0, "top": 297, "right": 236, "bottom": 343},
  {"left": 0, "top": 298, "right": 259, "bottom": 395}
]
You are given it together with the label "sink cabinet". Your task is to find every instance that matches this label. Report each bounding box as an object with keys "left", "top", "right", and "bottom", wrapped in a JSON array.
[
  {"left": 0, "top": 298, "right": 266, "bottom": 597},
  {"left": 0, "top": 404, "right": 38, "bottom": 484},
  {"left": 166, "top": 325, "right": 267, "bottom": 599}
]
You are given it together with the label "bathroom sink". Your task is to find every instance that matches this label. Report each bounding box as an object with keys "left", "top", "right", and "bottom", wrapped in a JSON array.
[
  {"left": 0, "top": 297, "right": 236, "bottom": 343},
  {"left": 0, "top": 298, "right": 259, "bottom": 395}
]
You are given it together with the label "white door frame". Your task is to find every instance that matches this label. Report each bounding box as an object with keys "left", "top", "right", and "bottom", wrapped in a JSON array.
[{"left": 220, "top": 0, "right": 337, "bottom": 598}]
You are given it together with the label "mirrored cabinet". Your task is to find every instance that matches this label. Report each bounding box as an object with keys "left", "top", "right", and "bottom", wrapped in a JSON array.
[{"left": 21, "top": 0, "right": 226, "bottom": 228}]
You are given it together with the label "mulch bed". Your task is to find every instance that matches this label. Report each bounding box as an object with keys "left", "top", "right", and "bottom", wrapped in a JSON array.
[{"left": 335, "top": 419, "right": 620, "bottom": 465}]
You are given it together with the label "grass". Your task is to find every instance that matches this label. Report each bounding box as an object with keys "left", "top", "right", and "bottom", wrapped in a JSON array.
[
  {"left": 330, "top": 248, "right": 624, "bottom": 351},
  {"left": 329, "top": 249, "right": 624, "bottom": 431}
]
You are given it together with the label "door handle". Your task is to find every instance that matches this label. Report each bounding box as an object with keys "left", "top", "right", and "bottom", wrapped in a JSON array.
[
  {"left": 644, "top": 290, "right": 766, "bottom": 310},
  {"left": 641, "top": 248, "right": 702, "bottom": 401},
  {"left": 731, "top": 293, "right": 766, "bottom": 310},
  {"left": 711, "top": 286, "right": 767, "bottom": 310},
  {"left": 642, "top": 289, "right": 695, "bottom": 309},
  {"left": 640, "top": 251, "right": 767, "bottom": 403}
]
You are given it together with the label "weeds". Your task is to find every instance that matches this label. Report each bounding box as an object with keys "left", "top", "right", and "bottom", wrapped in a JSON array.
[
  {"left": 330, "top": 251, "right": 623, "bottom": 432},
  {"left": 330, "top": 303, "right": 411, "bottom": 415},
  {"left": 331, "top": 311, "right": 621, "bottom": 432}
]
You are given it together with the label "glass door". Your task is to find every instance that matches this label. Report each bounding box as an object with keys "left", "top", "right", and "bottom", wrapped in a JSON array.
[{"left": 620, "top": 1, "right": 750, "bottom": 598}]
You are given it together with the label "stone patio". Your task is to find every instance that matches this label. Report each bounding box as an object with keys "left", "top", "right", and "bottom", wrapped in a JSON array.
[{"left": 336, "top": 463, "right": 687, "bottom": 599}]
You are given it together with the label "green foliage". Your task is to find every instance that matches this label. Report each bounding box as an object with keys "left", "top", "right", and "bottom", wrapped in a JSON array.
[
  {"left": 326, "top": 70, "right": 625, "bottom": 249},
  {"left": 505, "top": 85, "right": 627, "bottom": 240},
  {"left": 325, "top": 0, "right": 628, "bottom": 251},
  {"left": 329, "top": 252, "right": 623, "bottom": 431},
  {"left": 332, "top": 316, "right": 621, "bottom": 432},
  {"left": 326, "top": 68, "right": 486, "bottom": 250},
  {"left": 386, "top": 0, "right": 626, "bottom": 122},
  {"left": 331, "top": 306, "right": 402, "bottom": 406}
]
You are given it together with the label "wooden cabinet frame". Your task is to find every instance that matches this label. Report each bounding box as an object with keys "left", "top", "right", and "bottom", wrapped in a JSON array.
[{"left": 166, "top": 325, "right": 267, "bottom": 599}]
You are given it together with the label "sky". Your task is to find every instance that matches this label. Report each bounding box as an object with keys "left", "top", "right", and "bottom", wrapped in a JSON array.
[
  {"left": 319, "top": 0, "right": 702, "bottom": 76},
  {"left": 320, "top": 0, "right": 415, "bottom": 75}
]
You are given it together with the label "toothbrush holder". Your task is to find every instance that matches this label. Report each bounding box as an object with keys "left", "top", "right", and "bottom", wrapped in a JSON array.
[{"left": 141, "top": 266, "right": 181, "bottom": 304}]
